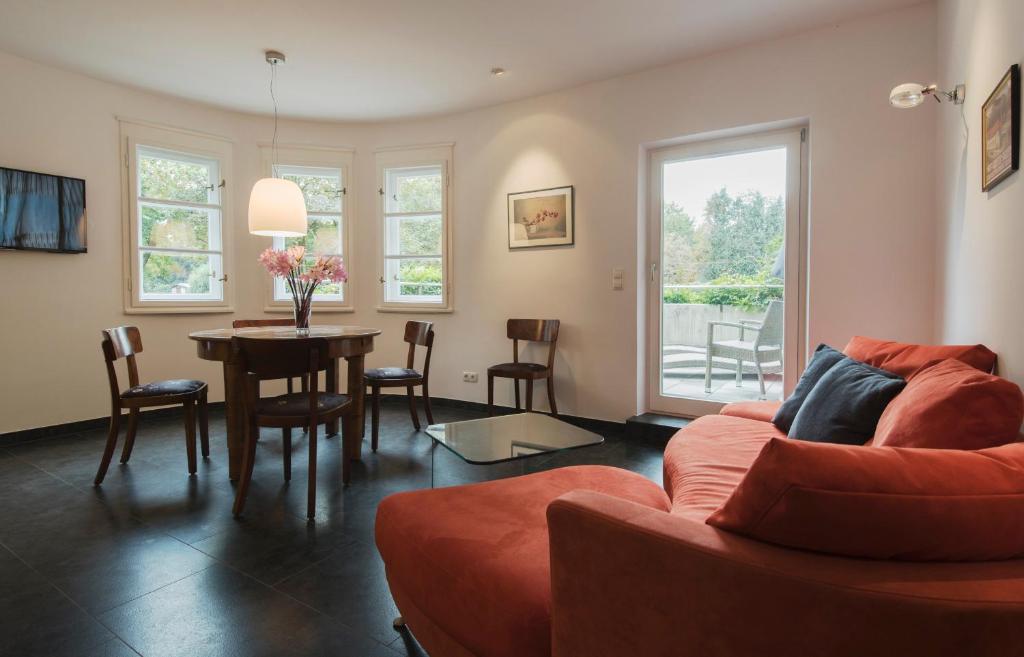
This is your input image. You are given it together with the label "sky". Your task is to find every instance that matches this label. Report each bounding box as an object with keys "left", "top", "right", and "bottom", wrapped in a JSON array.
[{"left": 662, "top": 147, "right": 787, "bottom": 225}]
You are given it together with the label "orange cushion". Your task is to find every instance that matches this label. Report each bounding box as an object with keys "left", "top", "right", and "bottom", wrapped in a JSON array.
[
  {"left": 375, "top": 465, "right": 669, "bottom": 657},
  {"left": 720, "top": 400, "right": 782, "bottom": 423},
  {"left": 664, "top": 415, "right": 784, "bottom": 520},
  {"left": 874, "top": 359, "right": 1024, "bottom": 449},
  {"left": 843, "top": 335, "right": 996, "bottom": 378},
  {"left": 707, "top": 437, "right": 1024, "bottom": 561}
]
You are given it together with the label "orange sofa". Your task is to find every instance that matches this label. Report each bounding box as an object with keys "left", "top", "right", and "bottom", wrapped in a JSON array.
[{"left": 375, "top": 340, "right": 1024, "bottom": 657}]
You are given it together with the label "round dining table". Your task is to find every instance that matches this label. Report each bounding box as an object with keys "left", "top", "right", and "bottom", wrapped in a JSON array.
[{"left": 188, "top": 325, "right": 381, "bottom": 482}]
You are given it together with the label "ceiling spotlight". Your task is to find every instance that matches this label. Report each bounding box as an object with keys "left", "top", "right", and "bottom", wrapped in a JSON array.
[
  {"left": 490, "top": 67, "right": 506, "bottom": 77},
  {"left": 889, "top": 82, "right": 965, "bottom": 109}
]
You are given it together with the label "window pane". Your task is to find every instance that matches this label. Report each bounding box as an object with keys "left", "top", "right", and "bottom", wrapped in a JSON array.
[
  {"left": 141, "top": 252, "right": 219, "bottom": 297},
  {"left": 282, "top": 216, "right": 341, "bottom": 255},
  {"left": 388, "top": 214, "right": 441, "bottom": 256},
  {"left": 385, "top": 257, "right": 442, "bottom": 302},
  {"left": 386, "top": 166, "right": 442, "bottom": 213},
  {"left": 277, "top": 166, "right": 342, "bottom": 213},
  {"left": 139, "top": 150, "right": 214, "bottom": 203},
  {"left": 140, "top": 204, "right": 213, "bottom": 250}
]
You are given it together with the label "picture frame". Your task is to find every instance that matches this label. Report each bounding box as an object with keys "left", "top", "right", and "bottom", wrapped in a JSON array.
[
  {"left": 982, "top": 63, "right": 1020, "bottom": 192},
  {"left": 507, "top": 185, "right": 574, "bottom": 249}
]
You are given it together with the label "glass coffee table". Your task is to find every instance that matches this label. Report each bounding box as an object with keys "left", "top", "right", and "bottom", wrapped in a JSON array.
[{"left": 425, "top": 412, "right": 605, "bottom": 487}]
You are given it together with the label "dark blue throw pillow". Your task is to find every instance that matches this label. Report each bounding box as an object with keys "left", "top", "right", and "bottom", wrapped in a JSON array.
[
  {"left": 772, "top": 344, "right": 845, "bottom": 433},
  {"left": 788, "top": 357, "right": 906, "bottom": 445}
]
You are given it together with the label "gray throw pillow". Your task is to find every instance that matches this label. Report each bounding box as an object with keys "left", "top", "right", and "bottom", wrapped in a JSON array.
[{"left": 772, "top": 344, "right": 845, "bottom": 433}]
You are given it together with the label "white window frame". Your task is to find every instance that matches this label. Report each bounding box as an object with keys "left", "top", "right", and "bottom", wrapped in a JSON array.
[
  {"left": 259, "top": 145, "right": 355, "bottom": 313},
  {"left": 119, "top": 120, "right": 234, "bottom": 314},
  {"left": 375, "top": 144, "right": 453, "bottom": 312}
]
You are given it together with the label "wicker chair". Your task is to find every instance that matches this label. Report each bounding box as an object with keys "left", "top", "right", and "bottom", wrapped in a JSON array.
[{"left": 703, "top": 300, "right": 783, "bottom": 399}]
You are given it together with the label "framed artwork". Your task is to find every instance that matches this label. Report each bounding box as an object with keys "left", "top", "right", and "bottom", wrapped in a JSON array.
[
  {"left": 982, "top": 63, "right": 1020, "bottom": 192},
  {"left": 507, "top": 185, "right": 574, "bottom": 249}
]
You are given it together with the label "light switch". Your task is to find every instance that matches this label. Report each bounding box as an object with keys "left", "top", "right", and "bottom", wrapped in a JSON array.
[{"left": 612, "top": 267, "right": 624, "bottom": 290}]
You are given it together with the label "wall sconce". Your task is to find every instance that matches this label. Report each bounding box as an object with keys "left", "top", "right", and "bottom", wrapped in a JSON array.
[{"left": 889, "top": 82, "right": 966, "bottom": 109}]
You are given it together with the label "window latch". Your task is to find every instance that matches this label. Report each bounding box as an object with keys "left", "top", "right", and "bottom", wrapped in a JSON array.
[{"left": 379, "top": 276, "right": 385, "bottom": 284}]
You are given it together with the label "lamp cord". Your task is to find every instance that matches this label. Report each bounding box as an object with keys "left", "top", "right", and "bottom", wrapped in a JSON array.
[{"left": 270, "top": 61, "right": 279, "bottom": 172}]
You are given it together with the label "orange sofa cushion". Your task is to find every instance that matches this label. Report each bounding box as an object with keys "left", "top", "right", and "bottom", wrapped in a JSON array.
[
  {"left": 708, "top": 437, "right": 1024, "bottom": 561},
  {"left": 664, "top": 415, "right": 784, "bottom": 520},
  {"left": 843, "top": 335, "right": 997, "bottom": 378},
  {"left": 874, "top": 359, "right": 1024, "bottom": 449},
  {"left": 720, "top": 400, "right": 782, "bottom": 423},
  {"left": 375, "top": 465, "right": 669, "bottom": 657}
]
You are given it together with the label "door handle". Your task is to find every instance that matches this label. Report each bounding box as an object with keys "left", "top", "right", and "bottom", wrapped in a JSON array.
[{"left": 650, "top": 262, "right": 658, "bottom": 282}]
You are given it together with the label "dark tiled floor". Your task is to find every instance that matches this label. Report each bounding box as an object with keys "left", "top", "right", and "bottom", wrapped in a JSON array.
[{"left": 0, "top": 401, "right": 664, "bottom": 657}]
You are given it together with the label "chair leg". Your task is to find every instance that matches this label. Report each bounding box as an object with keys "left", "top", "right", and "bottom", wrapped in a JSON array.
[
  {"left": 422, "top": 381, "right": 434, "bottom": 425},
  {"left": 287, "top": 378, "right": 294, "bottom": 394},
  {"left": 94, "top": 411, "right": 121, "bottom": 486},
  {"left": 371, "top": 386, "right": 381, "bottom": 452},
  {"left": 755, "top": 362, "right": 767, "bottom": 400},
  {"left": 198, "top": 390, "right": 210, "bottom": 458},
  {"left": 119, "top": 409, "right": 139, "bottom": 464},
  {"left": 307, "top": 422, "right": 318, "bottom": 520},
  {"left": 301, "top": 375, "right": 309, "bottom": 433},
  {"left": 282, "top": 428, "right": 292, "bottom": 482},
  {"left": 407, "top": 386, "right": 420, "bottom": 431},
  {"left": 525, "top": 379, "right": 534, "bottom": 413},
  {"left": 183, "top": 399, "right": 198, "bottom": 476},
  {"left": 735, "top": 359, "right": 743, "bottom": 387},
  {"left": 514, "top": 379, "right": 521, "bottom": 410},
  {"left": 487, "top": 374, "right": 495, "bottom": 417},
  {"left": 232, "top": 415, "right": 260, "bottom": 517},
  {"left": 547, "top": 376, "right": 558, "bottom": 416},
  {"left": 704, "top": 351, "right": 714, "bottom": 393}
]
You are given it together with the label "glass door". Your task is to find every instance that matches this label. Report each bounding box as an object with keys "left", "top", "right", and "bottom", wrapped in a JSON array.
[{"left": 647, "top": 129, "right": 805, "bottom": 417}]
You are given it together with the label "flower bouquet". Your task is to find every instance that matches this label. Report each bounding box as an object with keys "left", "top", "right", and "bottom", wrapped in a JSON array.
[{"left": 258, "top": 246, "right": 348, "bottom": 335}]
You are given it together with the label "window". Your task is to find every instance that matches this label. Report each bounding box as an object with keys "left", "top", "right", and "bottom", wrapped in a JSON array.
[
  {"left": 260, "top": 146, "right": 353, "bottom": 311},
  {"left": 120, "top": 121, "right": 233, "bottom": 312},
  {"left": 376, "top": 145, "right": 452, "bottom": 310}
]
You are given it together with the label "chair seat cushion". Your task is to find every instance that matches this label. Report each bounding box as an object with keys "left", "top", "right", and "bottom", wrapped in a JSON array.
[
  {"left": 663, "top": 415, "right": 784, "bottom": 520},
  {"left": 364, "top": 367, "right": 421, "bottom": 381},
  {"left": 375, "top": 465, "right": 670, "bottom": 657},
  {"left": 122, "top": 379, "right": 205, "bottom": 398},
  {"left": 712, "top": 340, "right": 781, "bottom": 353},
  {"left": 488, "top": 362, "right": 548, "bottom": 377},
  {"left": 255, "top": 392, "right": 351, "bottom": 416}
]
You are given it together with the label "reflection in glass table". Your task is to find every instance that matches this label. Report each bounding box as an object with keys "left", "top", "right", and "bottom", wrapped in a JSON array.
[{"left": 425, "top": 412, "right": 604, "bottom": 486}]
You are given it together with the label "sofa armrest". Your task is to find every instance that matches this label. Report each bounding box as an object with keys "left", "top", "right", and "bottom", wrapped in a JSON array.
[{"left": 547, "top": 490, "right": 1024, "bottom": 657}]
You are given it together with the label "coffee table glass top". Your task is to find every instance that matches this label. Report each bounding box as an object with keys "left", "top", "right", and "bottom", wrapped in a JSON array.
[{"left": 425, "top": 412, "right": 604, "bottom": 464}]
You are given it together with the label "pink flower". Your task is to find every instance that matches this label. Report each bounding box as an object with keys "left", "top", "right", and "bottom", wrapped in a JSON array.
[
  {"left": 287, "top": 245, "right": 306, "bottom": 266},
  {"left": 258, "top": 248, "right": 293, "bottom": 277}
]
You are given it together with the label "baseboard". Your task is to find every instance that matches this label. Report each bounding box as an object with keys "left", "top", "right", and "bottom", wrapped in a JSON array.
[{"left": 1, "top": 395, "right": 627, "bottom": 446}]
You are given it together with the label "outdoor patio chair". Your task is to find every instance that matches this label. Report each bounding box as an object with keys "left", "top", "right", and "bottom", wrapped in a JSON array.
[{"left": 703, "top": 300, "right": 783, "bottom": 399}]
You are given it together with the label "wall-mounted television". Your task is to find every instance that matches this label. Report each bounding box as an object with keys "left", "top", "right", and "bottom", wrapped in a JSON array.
[{"left": 0, "top": 166, "right": 87, "bottom": 253}]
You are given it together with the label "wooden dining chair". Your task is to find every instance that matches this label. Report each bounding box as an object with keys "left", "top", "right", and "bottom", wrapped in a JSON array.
[
  {"left": 95, "top": 326, "right": 209, "bottom": 486},
  {"left": 363, "top": 321, "right": 435, "bottom": 451},
  {"left": 231, "top": 336, "right": 355, "bottom": 520},
  {"left": 232, "top": 319, "right": 309, "bottom": 397},
  {"left": 487, "top": 319, "right": 560, "bottom": 417}
]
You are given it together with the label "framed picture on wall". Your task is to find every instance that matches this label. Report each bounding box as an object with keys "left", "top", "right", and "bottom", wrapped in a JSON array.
[
  {"left": 982, "top": 63, "right": 1020, "bottom": 192},
  {"left": 507, "top": 185, "right": 574, "bottom": 249}
]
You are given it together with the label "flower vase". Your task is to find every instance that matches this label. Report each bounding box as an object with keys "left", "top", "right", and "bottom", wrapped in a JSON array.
[{"left": 293, "top": 297, "right": 312, "bottom": 336}]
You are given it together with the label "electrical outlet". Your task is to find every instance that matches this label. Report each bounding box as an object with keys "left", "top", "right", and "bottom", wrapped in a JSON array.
[{"left": 462, "top": 371, "right": 479, "bottom": 383}]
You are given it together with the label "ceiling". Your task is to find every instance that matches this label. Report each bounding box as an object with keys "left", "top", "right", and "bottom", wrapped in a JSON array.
[{"left": 0, "top": 0, "right": 919, "bottom": 121}]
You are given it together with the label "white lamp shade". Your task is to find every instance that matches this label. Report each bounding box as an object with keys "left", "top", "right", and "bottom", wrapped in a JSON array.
[
  {"left": 248, "top": 177, "right": 308, "bottom": 237},
  {"left": 889, "top": 82, "right": 926, "bottom": 109}
]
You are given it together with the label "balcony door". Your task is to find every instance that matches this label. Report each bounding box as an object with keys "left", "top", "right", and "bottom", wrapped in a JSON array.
[{"left": 647, "top": 128, "right": 806, "bottom": 417}]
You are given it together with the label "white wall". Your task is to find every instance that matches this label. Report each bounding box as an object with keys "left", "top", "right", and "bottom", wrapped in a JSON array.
[
  {"left": 0, "top": 3, "right": 937, "bottom": 433},
  {"left": 936, "top": 0, "right": 1024, "bottom": 389}
]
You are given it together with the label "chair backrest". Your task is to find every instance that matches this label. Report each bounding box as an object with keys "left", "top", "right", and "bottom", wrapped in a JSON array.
[
  {"left": 403, "top": 321, "right": 435, "bottom": 374},
  {"left": 233, "top": 337, "right": 331, "bottom": 382},
  {"left": 232, "top": 318, "right": 296, "bottom": 329},
  {"left": 508, "top": 319, "right": 560, "bottom": 369},
  {"left": 101, "top": 327, "right": 143, "bottom": 399},
  {"left": 755, "top": 301, "right": 784, "bottom": 348}
]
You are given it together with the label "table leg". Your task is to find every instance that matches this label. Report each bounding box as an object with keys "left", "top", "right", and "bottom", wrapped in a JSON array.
[
  {"left": 326, "top": 358, "right": 340, "bottom": 437},
  {"left": 344, "top": 354, "right": 365, "bottom": 463},
  {"left": 222, "top": 359, "right": 245, "bottom": 481}
]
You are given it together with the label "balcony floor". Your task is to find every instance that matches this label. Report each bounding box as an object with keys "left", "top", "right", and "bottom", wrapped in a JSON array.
[{"left": 662, "top": 345, "right": 783, "bottom": 403}]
